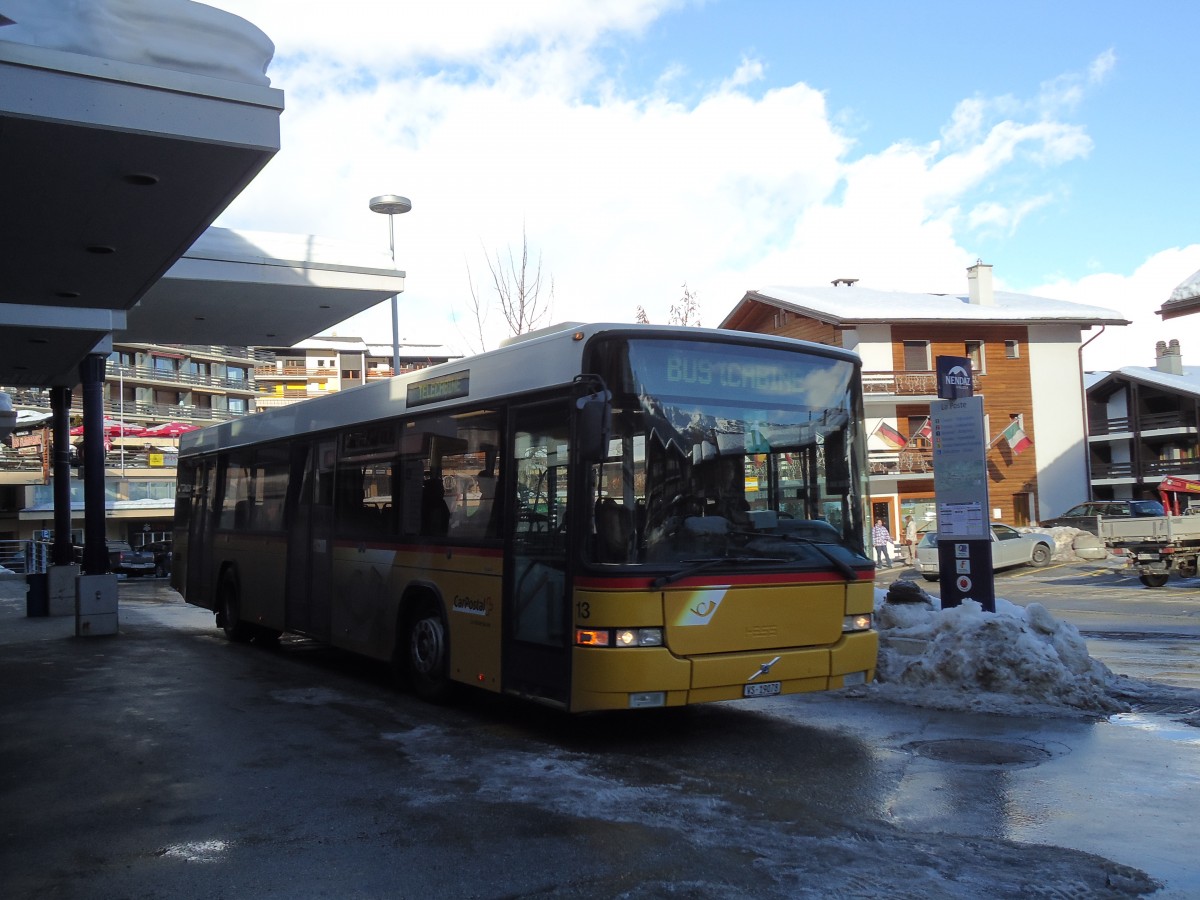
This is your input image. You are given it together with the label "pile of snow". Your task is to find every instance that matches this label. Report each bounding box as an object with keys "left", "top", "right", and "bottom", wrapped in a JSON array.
[
  {"left": 1039, "top": 525, "right": 1108, "bottom": 561},
  {"left": 870, "top": 583, "right": 1128, "bottom": 717}
]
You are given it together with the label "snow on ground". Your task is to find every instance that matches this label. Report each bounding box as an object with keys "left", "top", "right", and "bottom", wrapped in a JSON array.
[{"left": 868, "top": 581, "right": 1193, "bottom": 719}]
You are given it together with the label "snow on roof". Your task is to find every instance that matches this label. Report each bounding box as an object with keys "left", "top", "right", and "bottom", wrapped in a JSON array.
[
  {"left": 745, "top": 285, "right": 1128, "bottom": 326},
  {"left": 0, "top": 0, "right": 274, "bottom": 86},
  {"left": 1099, "top": 364, "right": 1200, "bottom": 398},
  {"left": 1168, "top": 269, "right": 1200, "bottom": 304}
]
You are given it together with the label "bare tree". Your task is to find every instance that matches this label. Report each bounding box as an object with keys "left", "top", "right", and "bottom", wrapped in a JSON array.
[
  {"left": 670, "top": 282, "right": 701, "bottom": 327},
  {"left": 463, "top": 225, "right": 554, "bottom": 352},
  {"left": 635, "top": 305, "right": 649, "bottom": 324}
]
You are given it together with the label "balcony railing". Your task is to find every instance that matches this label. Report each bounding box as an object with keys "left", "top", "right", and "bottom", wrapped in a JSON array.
[
  {"left": 118, "top": 342, "right": 273, "bottom": 363},
  {"left": 862, "top": 370, "right": 982, "bottom": 397},
  {"left": 1090, "top": 412, "right": 1198, "bottom": 435},
  {"left": 1091, "top": 458, "right": 1200, "bottom": 480},
  {"left": 868, "top": 449, "right": 934, "bottom": 476},
  {"left": 8, "top": 392, "right": 251, "bottom": 423},
  {"left": 108, "top": 363, "right": 256, "bottom": 394}
]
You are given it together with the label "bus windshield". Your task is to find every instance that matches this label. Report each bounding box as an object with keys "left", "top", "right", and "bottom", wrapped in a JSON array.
[{"left": 587, "top": 337, "right": 869, "bottom": 570}]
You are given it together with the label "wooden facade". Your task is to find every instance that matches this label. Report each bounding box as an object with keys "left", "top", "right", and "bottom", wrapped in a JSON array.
[{"left": 724, "top": 303, "right": 1040, "bottom": 526}]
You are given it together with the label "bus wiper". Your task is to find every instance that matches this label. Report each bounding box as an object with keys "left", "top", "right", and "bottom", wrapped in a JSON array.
[
  {"left": 651, "top": 555, "right": 788, "bottom": 589},
  {"left": 731, "top": 530, "right": 859, "bottom": 582}
]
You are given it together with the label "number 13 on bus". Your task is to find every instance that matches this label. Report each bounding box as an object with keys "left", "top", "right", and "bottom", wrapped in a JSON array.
[{"left": 172, "top": 323, "right": 877, "bottom": 712}]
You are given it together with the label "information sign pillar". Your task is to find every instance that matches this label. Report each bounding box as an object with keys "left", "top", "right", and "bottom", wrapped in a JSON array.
[{"left": 931, "top": 357, "right": 995, "bottom": 612}]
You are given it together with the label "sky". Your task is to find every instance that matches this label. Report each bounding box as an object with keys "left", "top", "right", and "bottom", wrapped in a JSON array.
[{"left": 199, "top": 0, "right": 1200, "bottom": 369}]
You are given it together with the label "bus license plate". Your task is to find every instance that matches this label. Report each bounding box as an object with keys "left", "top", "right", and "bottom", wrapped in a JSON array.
[{"left": 743, "top": 681, "right": 781, "bottom": 698}]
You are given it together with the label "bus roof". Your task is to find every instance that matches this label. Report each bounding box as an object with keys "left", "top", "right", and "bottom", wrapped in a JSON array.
[{"left": 179, "top": 322, "right": 861, "bottom": 457}]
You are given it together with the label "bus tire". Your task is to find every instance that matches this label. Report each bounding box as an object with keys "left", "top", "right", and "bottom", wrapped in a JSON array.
[
  {"left": 1139, "top": 572, "right": 1169, "bottom": 588},
  {"left": 217, "top": 573, "right": 254, "bottom": 643},
  {"left": 404, "top": 598, "right": 452, "bottom": 703}
]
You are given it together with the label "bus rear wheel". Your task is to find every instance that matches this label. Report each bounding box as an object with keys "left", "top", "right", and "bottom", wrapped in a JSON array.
[
  {"left": 405, "top": 600, "right": 451, "bottom": 703},
  {"left": 1139, "top": 572, "right": 1170, "bottom": 588},
  {"left": 218, "top": 576, "right": 255, "bottom": 643}
]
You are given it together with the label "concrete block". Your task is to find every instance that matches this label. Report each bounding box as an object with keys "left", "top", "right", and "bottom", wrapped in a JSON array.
[
  {"left": 76, "top": 573, "right": 118, "bottom": 636},
  {"left": 48, "top": 565, "right": 80, "bottom": 617}
]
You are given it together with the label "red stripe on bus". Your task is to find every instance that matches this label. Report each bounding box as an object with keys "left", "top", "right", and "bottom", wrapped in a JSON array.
[
  {"left": 574, "top": 569, "right": 873, "bottom": 590},
  {"left": 331, "top": 540, "right": 504, "bottom": 558}
]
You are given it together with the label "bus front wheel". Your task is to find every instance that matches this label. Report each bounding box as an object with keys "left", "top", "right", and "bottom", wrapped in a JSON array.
[
  {"left": 217, "top": 575, "right": 254, "bottom": 643},
  {"left": 404, "top": 600, "right": 452, "bottom": 703}
]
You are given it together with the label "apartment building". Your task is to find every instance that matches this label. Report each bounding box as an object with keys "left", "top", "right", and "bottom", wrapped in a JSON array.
[
  {"left": 254, "top": 337, "right": 459, "bottom": 410},
  {"left": 720, "top": 263, "right": 1127, "bottom": 537},
  {"left": 0, "top": 338, "right": 455, "bottom": 545},
  {"left": 1086, "top": 339, "right": 1200, "bottom": 502}
]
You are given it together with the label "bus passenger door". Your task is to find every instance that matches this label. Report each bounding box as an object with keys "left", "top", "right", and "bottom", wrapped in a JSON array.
[
  {"left": 286, "top": 439, "right": 335, "bottom": 640},
  {"left": 503, "top": 402, "right": 572, "bottom": 706}
]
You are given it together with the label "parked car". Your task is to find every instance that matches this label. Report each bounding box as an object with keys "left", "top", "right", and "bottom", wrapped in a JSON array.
[
  {"left": 1039, "top": 499, "right": 1164, "bottom": 535},
  {"left": 914, "top": 523, "right": 1056, "bottom": 581},
  {"left": 106, "top": 540, "right": 156, "bottom": 577},
  {"left": 143, "top": 540, "right": 173, "bottom": 578}
]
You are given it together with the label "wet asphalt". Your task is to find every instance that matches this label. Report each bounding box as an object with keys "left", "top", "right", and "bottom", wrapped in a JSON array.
[{"left": 1, "top": 575, "right": 1198, "bottom": 899}]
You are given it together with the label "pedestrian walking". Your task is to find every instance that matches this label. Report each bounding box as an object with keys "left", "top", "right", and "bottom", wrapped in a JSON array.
[
  {"left": 872, "top": 518, "right": 893, "bottom": 568},
  {"left": 903, "top": 514, "right": 917, "bottom": 562}
]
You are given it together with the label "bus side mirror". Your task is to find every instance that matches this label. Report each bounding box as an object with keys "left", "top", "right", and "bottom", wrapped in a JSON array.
[{"left": 576, "top": 392, "right": 611, "bottom": 464}]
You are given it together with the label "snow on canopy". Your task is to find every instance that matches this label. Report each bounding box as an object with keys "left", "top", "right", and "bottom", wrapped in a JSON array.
[{"left": 0, "top": 0, "right": 274, "bottom": 86}]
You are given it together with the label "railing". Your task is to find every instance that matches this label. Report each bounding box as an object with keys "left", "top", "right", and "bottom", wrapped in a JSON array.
[
  {"left": 1090, "top": 461, "right": 1134, "bottom": 479},
  {"left": 108, "top": 363, "right": 257, "bottom": 394},
  {"left": 9, "top": 393, "right": 251, "bottom": 423},
  {"left": 869, "top": 449, "right": 934, "bottom": 475},
  {"left": 1090, "top": 412, "right": 1197, "bottom": 435},
  {"left": 1091, "top": 458, "right": 1200, "bottom": 480},
  {"left": 118, "top": 342, "right": 273, "bottom": 363},
  {"left": 0, "top": 540, "right": 30, "bottom": 576},
  {"left": 862, "top": 370, "right": 982, "bottom": 396},
  {"left": 254, "top": 366, "right": 337, "bottom": 378}
]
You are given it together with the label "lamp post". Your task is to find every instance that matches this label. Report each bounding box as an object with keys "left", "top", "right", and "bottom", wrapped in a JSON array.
[{"left": 368, "top": 194, "right": 412, "bottom": 377}]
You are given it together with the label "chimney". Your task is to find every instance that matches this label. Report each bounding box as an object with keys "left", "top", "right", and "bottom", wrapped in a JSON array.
[
  {"left": 1155, "top": 339, "right": 1184, "bottom": 375},
  {"left": 966, "top": 259, "right": 994, "bottom": 305}
]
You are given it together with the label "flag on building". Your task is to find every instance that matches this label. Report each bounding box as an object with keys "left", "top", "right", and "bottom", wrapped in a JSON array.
[
  {"left": 904, "top": 417, "right": 932, "bottom": 447},
  {"left": 1001, "top": 418, "right": 1033, "bottom": 454},
  {"left": 871, "top": 420, "right": 906, "bottom": 449}
]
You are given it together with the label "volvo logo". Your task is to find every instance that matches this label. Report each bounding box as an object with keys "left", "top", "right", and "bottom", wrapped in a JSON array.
[{"left": 746, "top": 655, "right": 781, "bottom": 681}]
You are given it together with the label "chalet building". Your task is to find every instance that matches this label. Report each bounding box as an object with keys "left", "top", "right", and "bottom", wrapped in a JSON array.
[
  {"left": 1086, "top": 339, "right": 1200, "bottom": 502},
  {"left": 720, "top": 262, "right": 1127, "bottom": 537}
]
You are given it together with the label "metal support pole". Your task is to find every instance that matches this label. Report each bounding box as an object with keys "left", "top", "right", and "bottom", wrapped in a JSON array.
[
  {"left": 50, "top": 386, "right": 73, "bottom": 566},
  {"left": 79, "top": 354, "right": 108, "bottom": 575}
]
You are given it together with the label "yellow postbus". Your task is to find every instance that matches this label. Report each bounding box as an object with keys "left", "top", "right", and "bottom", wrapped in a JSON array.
[{"left": 172, "top": 323, "right": 877, "bottom": 711}]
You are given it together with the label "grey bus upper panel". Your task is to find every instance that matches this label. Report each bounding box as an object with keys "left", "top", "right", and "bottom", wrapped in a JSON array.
[{"left": 178, "top": 323, "right": 863, "bottom": 458}]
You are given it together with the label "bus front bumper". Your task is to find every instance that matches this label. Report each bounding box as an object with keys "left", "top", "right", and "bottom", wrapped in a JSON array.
[{"left": 569, "top": 631, "right": 879, "bottom": 712}]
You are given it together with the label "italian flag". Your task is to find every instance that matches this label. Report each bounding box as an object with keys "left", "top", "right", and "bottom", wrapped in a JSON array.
[{"left": 1002, "top": 418, "right": 1032, "bottom": 455}]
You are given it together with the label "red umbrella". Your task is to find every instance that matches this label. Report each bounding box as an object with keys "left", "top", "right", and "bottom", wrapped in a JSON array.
[
  {"left": 68, "top": 418, "right": 147, "bottom": 437},
  {"left": 142, "top": 421, "right": 200, "bottom": 438}
]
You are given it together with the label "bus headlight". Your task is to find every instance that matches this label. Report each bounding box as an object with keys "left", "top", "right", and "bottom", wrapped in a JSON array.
[
  {"left": 576, "top": 627, "right": 663, "bottom": 647},
  {"left": 616, "top": 627, "right": 663, "bottom": 647},
  {"left": 842, "top": 614, "right": 872, "bottom": 633}
]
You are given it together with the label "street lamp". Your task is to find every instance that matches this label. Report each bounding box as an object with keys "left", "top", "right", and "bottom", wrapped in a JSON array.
[{"left": 368, "top": 193, "right": 412, "bottom": 376}]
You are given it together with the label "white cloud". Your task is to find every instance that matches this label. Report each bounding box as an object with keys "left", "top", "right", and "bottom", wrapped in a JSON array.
[
  {"left": 1035, "top": 245, "right": 1200, "bottom": 372},
  {"left": 200, "top": 5, "right": 1154, "bottom": 354}
]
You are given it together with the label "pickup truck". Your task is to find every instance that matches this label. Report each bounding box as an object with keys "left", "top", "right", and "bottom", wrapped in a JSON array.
[
  {"left": 106, "top": 540, "right": 156, "bottom": 577},
  {"left": 1099, "top": 514, "right": 1200, "bottom": 587}
]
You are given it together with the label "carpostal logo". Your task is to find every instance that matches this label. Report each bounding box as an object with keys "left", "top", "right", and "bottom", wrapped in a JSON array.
[
  {"left": 942, "top": 365, "right": 972, "bottom": 387},
  {"left": 452, "top": 594, "right": 493, "bottom": 617}
]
